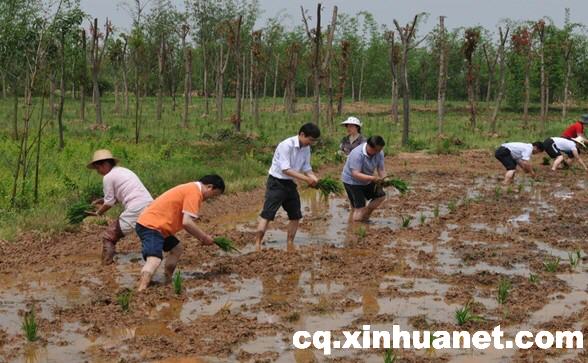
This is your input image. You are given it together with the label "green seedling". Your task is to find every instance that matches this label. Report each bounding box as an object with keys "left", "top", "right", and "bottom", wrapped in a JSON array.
[
  {"left": 528, "top": 273, "right": 539, "bottom": 284},
  {"left": 117, "top": 290, "right": 132, "bottom": 312},
  {"left": 67, "top": 201, "right": 92, "bottom": 225},
  {"left": 315, "top": 177, "right": 344, "bottom": 198},
  {"left": 569, "top": 250, "right": 581, "bottom": 269},
  {"left": 543, "top": 257, "right": 561, "bottom": 273},
  {"left": 357, "top": 226, "right": 367, "bottom": 239},
  {"left": 419, "top": 213, "right": 426, "bottom": 225},
  {"left": 173, "top": 270, "right": 183, "bottom": 295},
  {"left": 447, "top": 201, "right": 457, "bottom": 213},
  {"left": 213, "top": 237, "right": 240, "bottom": 253},
  {"left": 384, "top": 349, "right": 397, "bottom": 363},
  {"left": 506, "top": 186, "right": 514, "bottom": 194},
  {"left": 379, "top": 176, "right": 409, "bottom": 194},
  {"left": 433, "top": 205, "right": 440, "bottom": 218},
  {"left": 401, "top": 215, "right": 413, "bottom": 228},
  {"left": 496, "top": 279, "right": 511, "bottom": 305},
  {"left": 22, "top": 309, "right": 38, "bottom": 342},
  {"left": 517, "top": 184, "right": 524, "bottom": 193},
  {"left": 494, "top": 186, "right": 502, "bottom": 199},
  {"left": 542, "top": 156, "right": 551, "bottom": 166},
  {"left": 455, "top": 302, "right": 483, "bottom": 326}
]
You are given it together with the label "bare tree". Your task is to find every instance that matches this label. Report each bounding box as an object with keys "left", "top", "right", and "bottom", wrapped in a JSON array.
[
  {"left": 393, "top": 14, "right": 425, "bottom": 145},
  {"left": 251, "top": 30, "right": 265, "bottom": 125},
  {"left": 156, "top": 35, "right": 166, "bottom": 120},
  {"left": 562, "top": 37, "right": 574, "bottom": 121},
  {"left": 79, "top": 28, "right": 87, "bottom": 121},
  {"left": 284, "top": 41, "right": 300, "bottom": 115},
  {"left": 384, "top": 31, "right": 400, "bottom": 123},
  {"left": 215, "top": 43, "right": 229, "bottom": 122},
  {"left": 482, "top": 43, "right": 498, "bottom": 103},
  {"left": 272, "top": 54, "right": 279, "bottom": 111},
  {"left": 336, "top": 40, "right": 351, "bottom": 116},
  {"left": 89, "top": 17, "right": 112, "bottom": 125},
  {"left": 463, "top": 28, "right": 481, "bottom": 129},
  {"left": 436, "top": 16, "right": 448, "bottom": 134},
  {"left": 232, "top": 15, "right": 243, "bottom": 131},
  {"left": 179, "top": 23, "right": 190, "bottom": 127},
  {"left": 490, "top": 26, "right": 510, "bottom": 133},
  {"left": 535, "top": 19, "right": 547, "bottom": 130}
]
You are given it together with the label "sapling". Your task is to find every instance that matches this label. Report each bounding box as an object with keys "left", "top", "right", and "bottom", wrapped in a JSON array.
[
  {"left": 384, "top": 349, "right": 397, "bottom": 363},
  {"left": 455, "top": 302, "right": 483, "bottom": 325},
  {"left": 447, "top": 201, "right": 457, "bottom": 213},
  {"left": 22, "top": 309, "right": 38, "bottom": 342},
  {"left": 517, "top": 184, "right": 524, "bottom": 193},
  {"left": 543, "top": 257, "right": 561, "bottom": 273},
  {"left": 357, "top": 226, "right": 367, "bottom": 239},
  {"left": 419, "top": 213, "right": 426, "bottom": 225},
  {"left": 173, "top": 270, "right": 182, "bottom": 295},
  {"left": 494, "top": 186, "right": 502, "bottom": 199},
  {"left": 496, "top": 279, "right": 511, "bottom": 304},
  {"left": 542, "top": 156, "right": 550, "bottom": 166},
  {"left": 569, "top": 250, "right": 581, "bottom": 269},
  {"left": 528, "top": 274, "right": 539, "bottom": 284},
  {"left": 401, "top": 215, "right": 413, "bottom": 228},
  {"left": 117, "top": 290, "right": 132, "bottom": 312}
]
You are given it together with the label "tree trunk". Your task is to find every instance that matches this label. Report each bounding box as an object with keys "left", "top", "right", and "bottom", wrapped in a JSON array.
[
  {"left": 562, "top": 42, "right": 572, "bottom": 121},
  {"left": 467, "top": 65, "right": 477, "bottom": 129},
  {"left": 302, "top": 4, "right": 322, "bottom": 125},
  {"left": 156, "top": 36, "right": 165, "bottom": 121},
  {"left": 57, "top": 33, "right": 66, "bottom": 150},
  {"left": 400, "top": 49, "right": 410, "bottom": 145},
  {"left": 92, "top": 70, "right": 102, "bottom": 124},
  {"left": 183, "top": 46, "right": 192, "bottom": 127},
  {"left": 539, "top": 38, "right": 546, "bottom": 130},
  {"left": 272, "top": 55, "right": 279, "bottom": 111},
  {"left": 203, "top": 47, "right": 209, "bottom": 115},
  {"left": 358, "top": 57, "right": 365, "bottom": 102},
  {"left": 523, "top": 52, "right": 531, "bottom": 126},
  {"left": 490, "top": 27, "right": 509, "bottom": 133},
  {"left": 263, "top": 70, "right": 267, "bottom": 99},
  {"left": 114, "top": 80, "right": 120, "bottom": 114},
  {"left": 216, "top": 46, "right": 225, "bottom": 122},
  {"left": 80, "top": 29, "right": 87, "bottom": 121},
  {"left": 437, "top": 16, "right": 447, "bottom": 134},
  {"left": 34, "top": 91, "right": 45, "bottom": 203},
  {"left": 122, "top": 67, "right": 129, "bottom": 116},
  {"left": 1, "top": 72, "right": 6, "bottom": 99},
  {"left": 234, "top": 16, "right": 243, "bottom": 132},
  {"left": 49, "top": 74, "right": 56, "bottom": 118},
  {"left": 13, "top": 78, "right": 18, "bottom": 139}
]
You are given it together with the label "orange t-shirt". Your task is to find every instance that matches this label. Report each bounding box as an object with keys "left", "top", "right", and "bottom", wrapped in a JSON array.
[{"left": 138, "top": 182, "right": 203, "bottom": 237}]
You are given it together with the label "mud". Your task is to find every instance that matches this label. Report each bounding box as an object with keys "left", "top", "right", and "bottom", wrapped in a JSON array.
[{"left": 1, "top": 150, "right": 587, "bottom": 362}]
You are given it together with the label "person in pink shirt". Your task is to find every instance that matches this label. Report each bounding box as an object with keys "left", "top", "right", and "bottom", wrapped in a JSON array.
[{"left": 85, "top": 149, "right": 153, "bottom": 265}]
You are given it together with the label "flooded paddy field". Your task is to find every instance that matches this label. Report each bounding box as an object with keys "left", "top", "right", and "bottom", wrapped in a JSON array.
[{"left": 1, "top": 150, "right": 587, "bottom": 363}]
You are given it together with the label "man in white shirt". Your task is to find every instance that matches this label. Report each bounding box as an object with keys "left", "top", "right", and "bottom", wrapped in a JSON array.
[
  {"left": 494, "top": 142, "right": 544, "bottom": 185},
  {"left": 543, "top": 137, "right": 588, "bottom": 172},
  {"left": 86, "top": 149, "right": 153, "bottom": 265},
  {"left": 255, "top": 123, "right": 320, "bottom": 251}
]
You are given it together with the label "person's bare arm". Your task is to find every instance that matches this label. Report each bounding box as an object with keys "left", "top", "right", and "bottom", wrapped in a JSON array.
[
  {"left": 182, "top": 214, "right": 213, "bottom": 245},
  {"left": 518, "top": 160, "right": 535, "bottom": 177},
  {"left": 351, "top": 170, "right": 380, "bottom": 183},
  {"left": 284, "top": 169, "right": 317, "bottom": 186}
]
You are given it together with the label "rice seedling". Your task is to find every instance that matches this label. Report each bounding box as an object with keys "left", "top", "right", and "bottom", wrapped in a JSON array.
[
  {"left": 506, "top": 186, "right": 514, "bottom": 194},
  {"left": 384, "top": 349, "right": 397, "bottom": 363},
  {"left": 447, "top": 201, "right": 457, "bottom": 213},
  {"left": 528, "top": 273, "right": 539, "bottom": 284},
  {"left": 315, "top": 177, "right": 344, "bottom": 198},
  {"left": 379, "top": 176, "right": 409, "bottom": 194},
  {"left": 66, "top": 201, "right": 93, "bottom": 225},
  {"left": 433, "top": 205, "right": 440, "bottom": 218},
  {"left": 543, "top": 257, "right": 561, "bottom": 273},
  {"left": 517, "top": 184, "right": 524, "bottom": 193},
  {"left": 357, "top": 226, "right": 367, "bottom": 239},
  {"left": 419, "top": 213, "right": 426, "bottom": 225},
  {"left": 496, "top": 279, "right": 511, "bottom": 305},
  {"left": 401, "top": 215, "right": 413, "bottom": 228},
  {"left": 494, "top": 186, "right": 502, "bottom": 199},
  {"left": 117, "top": 290, "right": 132, "bottom": 312},
  {"left": 21, "top": 309, "right": 38, "bottom": 342},
  {"left": 172, "top": 270, "right": 182, "bottom": 295},
  {"left": 569, "top": 250, "right": 581, "bottom": 269},
  {"left": 285, "top": 311, "right": 300, "bottom": 322},
  {"left": 542, "top": 156, "right": 551, "bottom": 166},
  {"left": 213, "top": 237, "right": 241, "bottom": 253},
  {"left": 455, "top": 302, "right": 483, "bottom": 326}
]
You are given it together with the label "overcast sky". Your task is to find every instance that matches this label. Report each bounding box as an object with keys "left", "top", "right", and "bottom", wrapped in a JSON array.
[{"left": 80, "top": 0, "right": 588, "bottom": 35}]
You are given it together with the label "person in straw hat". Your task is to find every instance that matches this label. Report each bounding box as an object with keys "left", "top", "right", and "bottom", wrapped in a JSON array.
[
  {"left": 338, "top": 116, "right": 366, "bottom": 156},
  {"left": 542, "top": 136, "right": 588, "bottom": 172},
  {"left": 86, "top": 149, "right": 153, "bottom": 265},
  {"left": 561, "top": 114, "right": 588, "bottom": 139}
]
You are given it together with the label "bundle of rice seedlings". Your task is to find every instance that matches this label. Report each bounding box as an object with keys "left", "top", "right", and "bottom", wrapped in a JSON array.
[
  {"left": 213, "top": 237, "right": 241, "bottom": 253},
  {"left": 315, "top": 177, "right": 343, "bottom": 198},
  {"left": 378, "top": 176, "right": 409, "bottom": 194},
  {"left": 67, "top": 201, "right": 93, "bottom": 225}
]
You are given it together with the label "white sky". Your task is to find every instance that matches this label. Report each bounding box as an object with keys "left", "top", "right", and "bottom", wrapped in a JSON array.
[{"left": 80, "top": 0, "right": 588, "bottom": 36}]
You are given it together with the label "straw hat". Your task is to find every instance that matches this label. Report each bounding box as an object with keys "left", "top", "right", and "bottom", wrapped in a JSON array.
[
  {"left": 87, "top": 149, "right": 118, "bottom": 169},
  {"left": 341, "top": 116, "right": 362, "bottom": 127},
  {"left": 580, "top": 114, "right": 588, "bottom": 124},
  {"left": 572, "top": 136, "right": 587, "bottom": 149}
]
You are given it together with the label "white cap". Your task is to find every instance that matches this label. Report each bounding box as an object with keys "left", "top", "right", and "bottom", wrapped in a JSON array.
[{"left": 341, "top": 116, "right": 362, "bottom": 127}]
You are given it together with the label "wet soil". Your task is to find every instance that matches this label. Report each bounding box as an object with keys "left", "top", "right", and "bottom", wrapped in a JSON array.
[{"left": 1, "top": 150, "right": 587, "bottom": 363}]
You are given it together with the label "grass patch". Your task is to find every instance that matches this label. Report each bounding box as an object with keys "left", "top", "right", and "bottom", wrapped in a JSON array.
[
  {"left": 173, "top": 270, "right": 183, "bottom": 295},
  {"left": 117, "top": 290, "right": 132, "bottom": 312},
  {"left": 496, "top": 279, "right": 511, "bottom": 305},
  {"left": 21, "top": 309, "right": 38, "bottom": 342},
  {"left": 543, "top": 257, "right": 561, "bottom": 273}
]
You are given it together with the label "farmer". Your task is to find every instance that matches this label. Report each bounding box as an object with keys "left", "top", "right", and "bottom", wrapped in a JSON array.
[
  {"left": 543, "top": 136, "right": 588, "bottom": 172},
  {"left": 494, "top": 142, "right": 544, "bottom": 185},
  {"left": 341, "top": 135, "right": 387, "bottom": 222},
  {"left": 561, "top": 114, "right": 588, "bottom": 139},
  {"left": 255, "top": 123, "right": 321, "bottom": 251},
  {"left": 86, "top": 149, "right": 153, "bottom": 265},
  {"left": 135, "top": 175, "right": 225, "bottom": 291},
  {"left": 338, "top": 116, "right": 366, "bottom": 156}
]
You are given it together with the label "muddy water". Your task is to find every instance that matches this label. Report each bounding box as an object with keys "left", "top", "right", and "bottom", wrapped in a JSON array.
[{"left": 3, "top": 155, "right": 588, "bottom": 363}]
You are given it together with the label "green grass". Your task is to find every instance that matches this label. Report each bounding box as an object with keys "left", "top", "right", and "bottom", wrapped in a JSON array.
[
  {"left": 543, "top": 257, "right": 561, "bottom": 273},
  {"left": 0, "top": 95, "right": 577, "bottom": 239},
  {"left": 173, "top": 270, "right": 182, "bottom": 295},
  {"left": 117, "top": 290, "right": 132, "bottom": 312},
  {"left": 21, "top": 309, "right": 38, "bottom": 342},
  {"left": 496, "top": 279, "right": 511, "bottom": 305},
  {"left": 384, "top": 349, "right": 397, "bottom": 363}
]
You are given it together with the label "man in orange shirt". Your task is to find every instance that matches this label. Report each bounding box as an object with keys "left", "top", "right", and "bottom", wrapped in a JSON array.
[{"left": 135, "top": 175, "right": 225, "bottom": 291}]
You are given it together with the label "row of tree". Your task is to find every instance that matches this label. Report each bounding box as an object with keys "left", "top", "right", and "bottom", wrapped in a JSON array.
[{"left": 2, "top": 0, "right": 588, "bottom": 147}]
